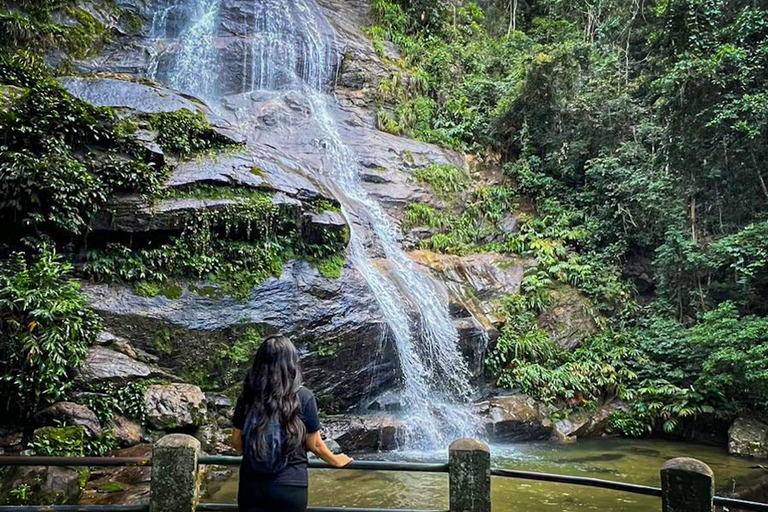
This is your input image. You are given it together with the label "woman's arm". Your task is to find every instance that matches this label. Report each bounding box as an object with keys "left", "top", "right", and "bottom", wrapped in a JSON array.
[
  {"left": 305, "top": 431, "right": 352, "bottom": 467},
  {"left": 232, "top": 428, "right": 243, "bottom": 454}
]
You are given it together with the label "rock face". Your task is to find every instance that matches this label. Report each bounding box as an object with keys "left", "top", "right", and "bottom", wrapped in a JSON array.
[
  {"left": 145, "top": 384, "right": 207, "bottom": 430},
  {"left": 538, "top": 287, "right": 599, "bottom": 351},
  {"left": 78, "top": 346, "right": 164, "bottom": 384},
  {"left": 32, "top": 402, "right": 102, "bottom": 438},
  {"left": 0, "top": 466, "right": 85, "bottom": 505},
  {"left": 474, "top": 395, "right": 552, "bottom": 442},
  {"left": 729, "top": 417, "right": 768, "bottom": 459},
  {"left": 84, "top": 259, "right": 398, "bottom": 413}
]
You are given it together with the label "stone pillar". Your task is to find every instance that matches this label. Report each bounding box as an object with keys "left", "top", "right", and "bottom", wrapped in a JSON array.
[
  {"left": 150, "top": 434, "right": 201, "bottom": 512},
  {"left": 449, "top": 438, "right": 491, "bottom": 512},
  {"left": 661, "top": 457, "right": 714, "bottom": 512}
]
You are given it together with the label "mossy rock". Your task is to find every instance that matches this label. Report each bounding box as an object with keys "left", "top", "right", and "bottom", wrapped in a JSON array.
[
  {"left": 30, "top": 426, "right": 84, "bottom": 457},
  {"left": 0, "top": 466, "right": 85, "bottom": 505}
]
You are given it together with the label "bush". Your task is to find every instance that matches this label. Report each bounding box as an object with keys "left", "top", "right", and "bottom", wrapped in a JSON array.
[
  {"left": 0, "top": 247, "right": 101, "bottom": 417},
  {"left": 149, "top": 109, "right": 219, "bottom": 157}
]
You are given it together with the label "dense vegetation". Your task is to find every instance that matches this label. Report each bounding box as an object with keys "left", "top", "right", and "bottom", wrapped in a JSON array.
[{"left": 372, "top": 0, "right": 768, "bottom": 434}]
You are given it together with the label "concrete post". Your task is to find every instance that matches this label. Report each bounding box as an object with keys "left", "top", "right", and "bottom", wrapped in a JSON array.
[
  {"left": 661, "top": 457, "right": 714, "bottom": 512},
  {"left": 150, "top": 434, "right": 201, "bottom": 512},
  {"left": 449, "top": 438, "right": 491, "bottom": 512}
]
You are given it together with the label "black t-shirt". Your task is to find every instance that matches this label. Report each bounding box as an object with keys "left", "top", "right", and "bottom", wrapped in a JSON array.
[{"left": 233, "top": 386, "right": 321, "bottom": 487}]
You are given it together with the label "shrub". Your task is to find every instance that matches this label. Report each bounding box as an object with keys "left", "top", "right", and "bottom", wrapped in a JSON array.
[{"left": 0, "top": 247, "right": 101, "bottom": 417}]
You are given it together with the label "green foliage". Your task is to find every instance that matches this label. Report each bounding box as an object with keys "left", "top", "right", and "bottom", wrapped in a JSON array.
[
  {"left": 0, "top": 247, "right": 101, "bottom": 417},
  {"left": 0, "top": 79, "right": 163, "bottom": 239},
  {"left": 634, "top": 301, "right": 768, "bottom": 416},
  {"left": 149, "top": 109, "right": 228, "bottom": 158},
  {"left": 316, "top": 254, "right": 345, "bottom": 279},
  {"left": 84, "top": 430, "right": 119, "bottom": 456},
  {"left": 76, "top": 381, "right": 149, "bottom": 425},
  {"left": 0, "top": 0, "right": 110, "bottom": 58},
  {"left": 29, "top": 426, "right": 84, "bottom": 457},
  {"left": 413, "top": 164, "right": 471, "bottom": 199}
]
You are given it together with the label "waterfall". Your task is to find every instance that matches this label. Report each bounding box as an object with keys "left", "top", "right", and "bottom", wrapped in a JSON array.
[
  {"left": 149, "top": 0, "right": 481, "bottom": 449},
  {"left": 149, "top": 0, "right": 220, "bottom": 100}
]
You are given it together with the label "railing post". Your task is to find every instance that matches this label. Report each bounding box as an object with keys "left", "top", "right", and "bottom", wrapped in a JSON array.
[
  {"left": 660, "top": 457, "right": 714, "bottom": 512},
  {"left": 150, "top": 434, "right": 201, "bottom": 512},
  {"left": 449, "top": 438, "right": 491, "bottom": 512}
]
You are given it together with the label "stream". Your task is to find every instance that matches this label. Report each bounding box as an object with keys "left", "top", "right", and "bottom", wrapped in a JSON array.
[{"left": 204, "top": 438, "right": 764, "bottom": 511}]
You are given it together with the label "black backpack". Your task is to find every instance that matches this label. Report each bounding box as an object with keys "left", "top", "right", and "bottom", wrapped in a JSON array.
[{"left": 243, "top": 409, "right": 288, "bottom": 474}]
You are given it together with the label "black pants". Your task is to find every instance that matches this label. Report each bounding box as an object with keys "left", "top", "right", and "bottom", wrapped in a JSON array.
[{"left": 238, "top": 481, "right": 308, "bottom": 512}]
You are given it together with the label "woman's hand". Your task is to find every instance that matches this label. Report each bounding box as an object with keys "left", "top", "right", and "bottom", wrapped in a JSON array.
[{"left": 333, "top": 453, "right": 353, "bottom": 467}]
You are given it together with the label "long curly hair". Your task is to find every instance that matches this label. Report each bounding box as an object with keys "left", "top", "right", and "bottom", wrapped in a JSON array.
[{"left": 241, "top": 335, "right": 305, "bottom": 459}]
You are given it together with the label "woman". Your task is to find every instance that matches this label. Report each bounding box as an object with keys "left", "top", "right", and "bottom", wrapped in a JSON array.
[{"left": 232, "top": 335, "right": 352, "bottom": 512}]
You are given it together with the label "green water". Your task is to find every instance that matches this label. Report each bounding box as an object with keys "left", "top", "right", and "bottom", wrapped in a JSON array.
[{"left": 204, "top": 439, "right": 765, "bottom": 511}]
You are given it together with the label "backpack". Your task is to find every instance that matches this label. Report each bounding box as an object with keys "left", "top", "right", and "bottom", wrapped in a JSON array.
[{"left": 243, "top": 409, "right": 288, "bottom": 474}]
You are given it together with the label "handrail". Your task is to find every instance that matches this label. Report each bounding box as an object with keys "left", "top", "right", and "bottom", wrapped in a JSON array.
[
  {"left": 199, "top": 506, "right": 445, "bottom": 512},
  {"left": 198, "top": 455, "right": 450, "bottom": 473},
  {"left": 0, "top": 457, "right": 151, "bottom": 467},
  {"left": 2, "top": 453, "right": 768, "bottom": 512},
  {"left": 713, "top": 497, "right": 768, "bottom": 512},
  {"left": 0, "top": 506, "right": 149, "bottom": 512},
  {"left": 490, "top": 468, "right": 662, "bottom": 497}
]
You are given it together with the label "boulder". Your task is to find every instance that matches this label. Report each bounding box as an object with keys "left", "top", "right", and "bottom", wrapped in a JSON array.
[
  {"left": 474, "top": 394, "right": 552, "bottom": 442},
  {"left": 78, "top": 346, "right": 163, "bottom": 384},
  {"left": 323, "top": 415, "right": 403, "bottom": 452},
  {"left": 0, "top": 466, "right": 86, "bottom": 505},
  {"left": 110, "top": 415, "right": 144, "bottom": 447},
  {"left": 551, "top": 401, "right": 626, "bottom": 443},
  {"left": 728, "top": 417, "right": 768, "bottom": 459},
  {"left": 145, "top": 384, "right": 207, "bottom": 430},
  {"left": 32, "top": 402, "right": 102, "bottom": 438}
]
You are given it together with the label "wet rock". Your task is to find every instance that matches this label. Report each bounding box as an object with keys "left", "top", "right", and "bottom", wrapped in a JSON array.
[
  {"left": 84, "top": 260, "right": 397, "bottom": 413},
  {"left": 59, "top": 77, "right": 201, "bottom": 114},
  {"left": 145, "top": 384, "right": 207, "bottom": 430},
  {"left": 729, "top": 417, "right": 768, "bottom": 459},
  {"left": 538, "top": 287, "right": 599, "bottom": 350},
  {"left": 78, "top": 346, "right": 164, "bottom": 384},
  {"left": 110, "top": 415, "right": 144, "bottom": 447},
  {"left": 93, "top": 195, "right": 241, "bottom": 233},
  {"left": 474, "top": 395, "right": 552, "bottom": 442},
  {"left": 32, "top": 402, "right": 102, "bottom": 438},
  {"left": 551, "top": 402, "right": 626, "bottom": 443},
  {"left": 167, "top": 153, "right": 268, "bottom": 190},
  {"left": 0, "top": 466, "right": 86, "bottom": 505},
  {"left": 323, "top": 415, "right": 403, "bottom": 452}
]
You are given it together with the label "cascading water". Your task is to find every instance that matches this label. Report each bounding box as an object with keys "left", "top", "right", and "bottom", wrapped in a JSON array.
[
  {"left": 150, "top": 0, "right": 481, "bottom": 449},
  {"left": 149, "top": 0, "right": 220, "bottom": 100}
]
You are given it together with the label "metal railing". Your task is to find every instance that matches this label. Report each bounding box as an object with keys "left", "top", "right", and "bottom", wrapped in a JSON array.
[{"left": 1, "top": 436, "right": 767, "bottom": 512}]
